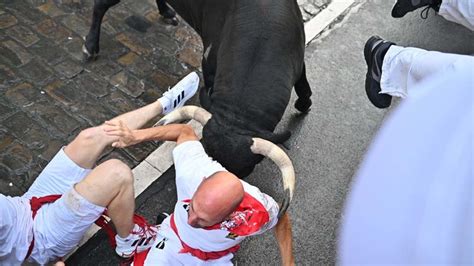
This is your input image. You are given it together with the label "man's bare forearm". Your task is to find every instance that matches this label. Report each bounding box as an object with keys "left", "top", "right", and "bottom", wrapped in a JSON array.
[
  {"left": 134, "top": 124, "right": 198, "bottom": 144},
  {"left": 274, "top": 212, "right": 295, "bottom": 266}
]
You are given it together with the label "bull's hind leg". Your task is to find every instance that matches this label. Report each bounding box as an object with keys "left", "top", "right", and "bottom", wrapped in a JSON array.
[
  {"left": 83, "top": 0, "right": 120, "bottom": 61},
  {"left": 156, "top": 0, "right": 178, "bottom": 25},
  {"left": 294, "top": 63, "right": 312, "bottom": 113}
]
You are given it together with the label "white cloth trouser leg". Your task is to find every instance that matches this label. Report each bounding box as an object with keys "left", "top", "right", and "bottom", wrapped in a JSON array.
[
  {"left": 438, "top": 0, "right": 474, "bottom": 31},
  {"left": 380, "top": 45, "right": 474, "bottom": 98},
  {"left": 340, "top": 48, "right": 473, "bottom": 264}
]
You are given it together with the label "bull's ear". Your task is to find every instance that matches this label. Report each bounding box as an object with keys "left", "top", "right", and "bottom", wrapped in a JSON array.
[{"left": 256, "top": 130, "right": 291, "bottom": 144}]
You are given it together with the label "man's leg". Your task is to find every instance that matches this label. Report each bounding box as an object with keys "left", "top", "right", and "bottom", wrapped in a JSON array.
[
  {"left": 392, "top": 0, "right": 474, "bottom": 31},
  {"left": 73, "top": 159, "right": 135, "bottom": 237},
  {"left": 64, "top": 71, "right": 200, "bottom": 169},
  {"left": 438, "top": 0, "right": 474, "bottom": 31},
  {"left": 391, "top": 0, "right": 442, "bottom": 18},
  {"left": 364, "top": 36, "right": 474, "bottom": 108},
  {"left": 32, "top": 159, "right": 150, "bottom": 263}
]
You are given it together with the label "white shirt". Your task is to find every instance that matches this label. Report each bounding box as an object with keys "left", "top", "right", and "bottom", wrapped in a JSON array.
[
  {"left": 141, "top": 141, "right": 279, "bottom": 265},
  {"left": 173, "top": 141, "right": 279, "bottom": 250},
  {"left": 0, "top": 194, "right": 33, "bottom": 266}
]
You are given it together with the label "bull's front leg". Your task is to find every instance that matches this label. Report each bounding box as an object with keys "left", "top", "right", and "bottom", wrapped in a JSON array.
[
  {"left": 156, "top": 0, "right": 178, "bottom": 25},
  {"left": 83, "top": 0, "right": 120, "bottom": 61}
]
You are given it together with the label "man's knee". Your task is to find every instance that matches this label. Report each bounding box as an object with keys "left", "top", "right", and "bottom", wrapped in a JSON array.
[
  {"left": 77, "top": 126, "right": 103, "bottom": 144},
  {"left": 99, "top": 159, "right": 133, "bottom": 186}
]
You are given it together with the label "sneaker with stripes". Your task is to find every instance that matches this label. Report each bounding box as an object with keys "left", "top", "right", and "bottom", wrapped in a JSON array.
[
  {"left": 159, "top": 72, "right": 200, "bottom": 115},
  {"left": 115, "top": 217, "right": 158, "bottom": 258}
]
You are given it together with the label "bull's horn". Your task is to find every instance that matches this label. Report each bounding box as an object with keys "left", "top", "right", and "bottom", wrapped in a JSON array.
[
  {"left": 250, "top": 137, "right": 295, "bottom": 218},
  {"left": 155, "top": 105, "right": 212, "bottom": 126}
]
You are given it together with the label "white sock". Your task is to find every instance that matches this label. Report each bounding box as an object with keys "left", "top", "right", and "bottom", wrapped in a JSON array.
[{"left": 115, "top": 224, "right": 140, "bottom": 242}]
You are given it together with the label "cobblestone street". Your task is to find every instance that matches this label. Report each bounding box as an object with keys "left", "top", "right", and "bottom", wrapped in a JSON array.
[{"left": 0, "top": 0, "right": 330, "bottom": 196}]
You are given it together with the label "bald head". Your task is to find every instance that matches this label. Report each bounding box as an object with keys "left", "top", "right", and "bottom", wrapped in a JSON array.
[{"left": 189, "top": 171, "right": 244, "bottom": 228}]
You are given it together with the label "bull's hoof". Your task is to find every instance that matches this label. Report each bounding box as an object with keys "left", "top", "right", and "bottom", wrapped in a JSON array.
[
  {"left": 162, "top": 16, "right": 178, "bottom": 26},
  {"left": 82, "top": 44, "right": 98, "bottom": 62},
  {"left": 295, "top": 98, "right": 312, "bottom": 113}
]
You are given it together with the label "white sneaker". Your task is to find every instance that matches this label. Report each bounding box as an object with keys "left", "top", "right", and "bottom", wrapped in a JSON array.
[
  {"left": 159, "top": 72, "right": 200, "bottom": 114},
  {"left": 115, "top": 221, "right": 158, "bottom": 258}
]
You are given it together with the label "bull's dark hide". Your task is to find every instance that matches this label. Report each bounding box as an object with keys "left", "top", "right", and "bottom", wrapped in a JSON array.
[{"left": 85, "top": 0, "right": 312, "bottom": 178}]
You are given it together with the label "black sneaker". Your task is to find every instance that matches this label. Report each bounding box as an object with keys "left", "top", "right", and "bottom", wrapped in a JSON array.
[
  {"left": 364, "top": 36, "right": 395, "bottom": 109},
  {"left": 391, "top": 0, "right": 441, "bottom": 18}
]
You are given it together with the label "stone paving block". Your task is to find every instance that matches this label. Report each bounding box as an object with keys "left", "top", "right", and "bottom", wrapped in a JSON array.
[
  {"left": 5, "top": 25, "right": 40, "bottom": 47},
  {"left": 97, "top": 149, "right": 136, "bottom": 169},
  {"left": 85, "top": 60, "right": 122, "bottom": 80},
  {"left": 63, "top": 36, "right": 86, "bottom": 62},
  {"left": 144, "top": 31, "right": 179, "bottom": 56},
  {"left": 174, "top": 26, "right": 201, "bottom": 48},
  {"left": 35, "top": 18, "right": 72, "bottom": 44},
  {"left": 56, "top": 0, "right": 90, "bottom": 13},
  {"left": 108, "top": 4, "right": 131, "bottom": 23},
  {"left": 110, "top": 71, "right": 145, "bottom": 98},
  {"left": 73, "top": 100, "right": 116, "bottom": 126},
  {"left": 74, "top": 72, "right": 109, "bottom": 98},
  {"left": 44, "top": 80, "right": 85, "bottom": 106},
  {"left": 0, "top": 40, "right": 33, "bottom": 67},
  {"left": 139, "top": 86, "right": 164, "bottom": 105},
  {"left": 104, "top": 90, "right": 139, "bottom": 115},
  {"left": 118, "top": 52, "right": 155, "bottom": 78},
  {"left": 27, "top": 101, "right": 81, "bottom": 136},
  {"left": 148, "top": 70, "right": 178, "bottom": 90},
  {"left": 123, "top": 1, "right": 155, "bottom": 16},
  {"left": 0, "top": 164, "right": 24, "bottom": 197},
  {"left": 102, "top": 16, "right": 129, "bottom": 36},
  {"left": 178, "top": 45, "right": 202, "bottom": 69},
  {"left": 0, "top": 14, "right": 18, "bottom": 29},
  {"left": 0, "top": 102, "right": 14, "bottom": 119},
  {"left": 124, "top": 15, "right": 152, "bottom": 33},
  {"left": 124, "top": 141, "right": 159, "bottom": 163},
  {"left": 2, "top": 142, "right": 33, "bottom": 172},
  {"left": 93, "top": 32, "right": 130, "bottom": 60},
  {"left": 5, "top": 82, "right": 43, "bottom": 107},
  {"left": 28, "top": 39, "right": 69, "bottom": 66},
  {"left": 19, "top": 59, "right": 54, "bottom": 84},
  {"left": 54, "top": 59, "right": 84, "bottom": 79},
  {"left": 150, "top": 51, "right": 188, "bottom": 77},
  {"left": 24, "top": 0, "right": 48, "bottom": 7},
  {"left": 61, "top": 14, "right": 90, "bottom": 37},
  {"left": 0, "top": 64, "right": 19, "bottom": 88},
  {"left": 0, "top": 131, "right": 15, "bottom": 151},
  {"left": 144, "top": 10, "right": 161, "bottom": 23},
  {"left": 39, "top": 139, "right": 63, "bottom": 161},
  {"left": 116, "top": 32, "right": 152, "bottom": 56},
  {"left": 2, "top": 112, "right": 49, "bottom": 149},
  {"left": 6, "top": 3, "right": 46, "bottom": 25},
  {"left": 37, "top": 1, "right": 66, "bottom": 17}
]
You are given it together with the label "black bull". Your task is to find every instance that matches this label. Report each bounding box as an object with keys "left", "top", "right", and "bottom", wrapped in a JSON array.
[{"left": 84, "top": 0, "right": 313, "bottom": 178}]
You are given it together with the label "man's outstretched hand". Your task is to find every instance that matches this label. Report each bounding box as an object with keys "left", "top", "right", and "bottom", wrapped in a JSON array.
[{"left": 103, "top": 120, "right": 139, "bottom": 148}]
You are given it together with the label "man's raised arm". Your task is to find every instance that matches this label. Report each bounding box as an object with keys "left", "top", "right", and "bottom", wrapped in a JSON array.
[{"left": 103, "top": 120, "right": 198, "bottom": 148}]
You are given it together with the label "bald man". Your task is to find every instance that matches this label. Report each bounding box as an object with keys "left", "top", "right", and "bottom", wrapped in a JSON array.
[{"left": 104, "top": 122, "right": 292, "bottom": 265}]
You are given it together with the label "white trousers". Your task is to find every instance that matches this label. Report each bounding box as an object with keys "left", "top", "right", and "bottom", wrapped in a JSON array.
[
  {"left": 439, "top": 0, "right": 474, "bottom": 31},
  {"left": 340, "top": 43, "right": 473, "bottom": 264},
  {"left": 380, "top": 45, "right": 474, "bottom": 98}
]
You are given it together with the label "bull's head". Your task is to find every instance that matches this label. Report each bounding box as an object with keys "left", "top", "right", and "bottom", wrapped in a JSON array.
[{"left": 157, "top": 106, "right": 295, "bottom": 217}]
